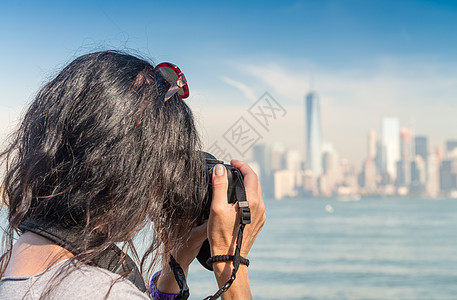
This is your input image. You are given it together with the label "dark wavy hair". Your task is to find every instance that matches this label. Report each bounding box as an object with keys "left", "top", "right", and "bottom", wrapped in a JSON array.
[{"left": 0, "top": 51, "right": 206, "bottom": 284}]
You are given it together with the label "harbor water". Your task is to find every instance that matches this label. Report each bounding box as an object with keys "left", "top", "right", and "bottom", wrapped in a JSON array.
[
  {"left": 188, "top": 197, "right": 457, "bottom": 299},
  {"left": 1, "top": 197, "right": 456, "bottom": 299}
]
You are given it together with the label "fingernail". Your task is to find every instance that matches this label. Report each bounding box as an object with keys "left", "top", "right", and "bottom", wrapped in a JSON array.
[{"left": 215, "top": 165, "right": 225, "bottom": 176}]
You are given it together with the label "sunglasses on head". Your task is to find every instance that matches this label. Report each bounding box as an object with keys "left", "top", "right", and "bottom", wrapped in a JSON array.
[{"left": 154, "top": 62, "right": 189, "bottom": 101}]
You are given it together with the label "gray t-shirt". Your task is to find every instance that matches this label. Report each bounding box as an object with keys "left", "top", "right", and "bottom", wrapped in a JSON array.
[{"left": 0, "top": 259, "right": 150, "bottom": 299}]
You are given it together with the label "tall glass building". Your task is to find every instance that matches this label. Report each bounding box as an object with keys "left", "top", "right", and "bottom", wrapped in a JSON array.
[
  {"left": 415, "top": 136, "right": 428, "bottom": 161},
  {"left": 445, "top": 140, "right": 457, "bottom": 153},
  {"left": 252, "top": 144, "right": 273, "bottom": 197},
  {"left": 305, "top": 92, "right": 322, "bottom": 176},
  {"left": 397, "top": 128, "right": 412, "bottom": 186},
  {"left": 381, "top": 117, "right": 400, "bottom": 182}
]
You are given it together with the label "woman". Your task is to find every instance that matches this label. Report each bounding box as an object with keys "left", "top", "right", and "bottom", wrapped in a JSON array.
[{"left": 0, "top": 51, "right": 265, "bottom": 299}]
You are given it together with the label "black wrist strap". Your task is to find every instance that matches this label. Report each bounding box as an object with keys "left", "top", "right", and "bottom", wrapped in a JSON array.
[
  {"left": 169, "top": 254, "right": 190, "bottom": 300},
  {"left": 203, "top": 223, "right": 245, "bottom": 300},
  {"left": 206, "top": 255, "right": 250, "bottom": 267}
]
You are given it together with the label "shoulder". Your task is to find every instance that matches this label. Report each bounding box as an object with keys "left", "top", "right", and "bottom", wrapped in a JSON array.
[
  {"left": 49, "top": 262, "right": 150, "bottom": 300},
  {"left": 31, "top": 260, "right": 151, "bottom": 300},
  {"left": 57, "top": 263, "right": 150, "bottom": 299},
  {"left": 0, "top": 260, "right": 150, "bottom": 300}
]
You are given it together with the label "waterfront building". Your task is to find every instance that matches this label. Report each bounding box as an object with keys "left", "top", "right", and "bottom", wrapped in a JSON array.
[
  {"left": 318, "top": 174, "right": 332, "bottom": 197},
  {"left": 368, "top": 129, "right": 377, "bottom": 159},
  {"left": 426, "top": 152, "right": 440, "bottom": 197},
  {"left": 322, "top": 144, "right": 340, "bottom": 191},
  {"left": 381, "top": 117, "right": 400, "bottom": 182},
  {"left": 362, "top": 158, "right": 377, "bottom": 193},
  {"left": 397, "top": 128, "right": 412, "bottom": 187},
  {"left": 284, "top": 149, "right": 305, "bottom": 194},
  {"left": 436, "top": 146, "right": 444, "bottom": 163},
  {"left": 274, "top": 170, "right": 297, "bottom": 200},
  {"left": 410, "top": 155, "right": 426, "bottom": 195},
  {"left": 294, "top": 170, "right": 305, "bottom": 190},
  {"left": 270, "top": 142, "right": 285, "bottom": 172},
  {"left": 252, "top": 144, "right": 272, "bottom": 196},
  {"left": 415, "top": 136, "right": 428, "bottom": 161},
  {"left": 285, "top": 149, "right": 302, "bottom": 171},
  {"left": 440, "top": 159, "right": 457, "bottom": 192},
  {"left": 445, "top": 140, "right": 457, "bottom": 154},
  {"left": 375, "top": 141, "right": 384, "bottom": 176},
  {"left": 303, "top": 169, "right": 318, "bottom": 196}
]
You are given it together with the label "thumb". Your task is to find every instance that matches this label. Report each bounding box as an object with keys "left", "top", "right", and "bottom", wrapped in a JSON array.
[{"left": 211, "top": 164, "right": 228, "bottom": 209}]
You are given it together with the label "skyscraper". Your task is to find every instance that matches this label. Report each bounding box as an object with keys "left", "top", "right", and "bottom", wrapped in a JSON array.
[
  {"left": 285, "top": 149, "right": 302, "bottom": 171},
  {"left": 446, "top": 140, "right": 457, "bottom": 155},
  {"left": 415, "top": 136, "right": 428, "bottom": 161},
  {"left": 397, "top": 128, "right": 412, "bottom": 187},
  {"left": 411, "top": 155, "right": 426, "bottom": 194},
  {"left": 270, "top": 142, "right": 285, "bottom": 172},
  {"left": 362, "top": 158, "right": 377, "bottom": 192},
  {"left": 375, "top": 141, "right": 384, "bottom": 176},
  {"left": 305, "top": 92, "right": 322, "bottom": 176},
  {"left": 426, "top": 152, "right": 440, "bottom": 197},
  {"left": 440, "top": 159, "right": 457, "bottom": 192},
  {"left": 322, "top": 143, "right": 340, "bottom": 191},
  {"left": 367, "top": 129, "right": 377, "bottom": 159},
  {"left": 252, "top": 144, "right": 272, "bottom": 196},
  {"left": 381, "top": 117, "right": 400, "bottom": 182}
]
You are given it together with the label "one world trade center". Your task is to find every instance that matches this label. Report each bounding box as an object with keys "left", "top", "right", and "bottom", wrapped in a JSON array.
[{"left": 305, "top": 92, "right": 322, "bottom": 176}]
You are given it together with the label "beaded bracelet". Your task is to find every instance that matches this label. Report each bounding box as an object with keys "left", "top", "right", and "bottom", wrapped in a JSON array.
[
  {"left": 206, "top": 255, "right": 250, "bottom": 267},
  {"left": 149, "top": 271, "right": 179, "bottom": 300}
]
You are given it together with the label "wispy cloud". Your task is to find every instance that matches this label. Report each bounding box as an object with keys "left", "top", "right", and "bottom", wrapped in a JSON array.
[
  {"left": 235, "top": 57, "right": 457, "bottom": 109},
  {"left": 220, "top": 76, "right": 258, "bottom": 102}
]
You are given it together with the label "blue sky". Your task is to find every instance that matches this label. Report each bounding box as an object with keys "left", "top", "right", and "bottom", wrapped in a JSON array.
[{"left": 1, "top": 0, "right": 457, "bottom": 164}]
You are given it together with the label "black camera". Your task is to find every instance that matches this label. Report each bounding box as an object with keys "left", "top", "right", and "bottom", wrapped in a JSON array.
[
  {"left": 199, "top": 152, "right": 244, "bottom": 220},
  {"left": 197, "top": 152, "right": 247, "bottom": 270}
]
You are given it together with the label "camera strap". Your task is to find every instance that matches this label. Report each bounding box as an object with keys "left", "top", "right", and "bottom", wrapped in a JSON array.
[
  {"left": 170, "top": 223, "right": 247, "bottom": 300},
  {"left": 168, "top": 254, "right": 190, "bottom": 300},
  {"left": 18, "top": 219, "right": 147, "bottom": 293},
  {"left": 202, "top": 223, "right": 246, "bottom": 300}
]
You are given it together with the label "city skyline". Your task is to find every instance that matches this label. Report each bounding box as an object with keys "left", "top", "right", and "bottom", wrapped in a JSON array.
[
  {"left": 242, "top": 86, "right": 457, "bottom": 199},
  {"left": 250, "top": 116, "right": 457, "bottom": 200}
]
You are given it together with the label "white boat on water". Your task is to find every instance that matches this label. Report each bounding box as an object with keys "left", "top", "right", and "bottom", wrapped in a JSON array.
[{"left": 337, "top": 195, "right": 362, "bottom": 202}]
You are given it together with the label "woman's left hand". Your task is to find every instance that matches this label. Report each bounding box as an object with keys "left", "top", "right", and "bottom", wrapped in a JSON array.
[
  {"left": 156, "top": 222, "right": 208, "bottom": 293},
  {"left": 170, "top": 221, "right": 208, "bottom": 270}
]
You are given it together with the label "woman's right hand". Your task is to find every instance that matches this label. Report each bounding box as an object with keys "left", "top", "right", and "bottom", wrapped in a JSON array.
[{"left": 207, "top": 160, "right": 266, "bottom": 299}]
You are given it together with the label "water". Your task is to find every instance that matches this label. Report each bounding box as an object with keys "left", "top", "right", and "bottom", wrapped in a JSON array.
[
  {"left": 187, "top": 197, "right": 457, "bottom": 299},
  {"left": 2, "top": 197, "right": 457, "bottom": 299}
]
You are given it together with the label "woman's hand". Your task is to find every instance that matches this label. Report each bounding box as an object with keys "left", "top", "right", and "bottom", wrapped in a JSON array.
[
  {"left": 208, "top": 159, "right": 266, "bottom": 257},
  {"left": 208, "top": 160, "right": 266, "bottom": 299},
  {"left": 170, "top": 221, "right": 208, "bottom": 270},
  {"left": 156, "top": 222, "right": 208, "bottom": 294}
]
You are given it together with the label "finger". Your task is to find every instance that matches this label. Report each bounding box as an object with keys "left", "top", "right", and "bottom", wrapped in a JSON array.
[
  {"left": 231, "top": 160, "right": 260, "bottom": 206},
  {"left": 257, "top": 185, "right": 265, "bottom": 212},
  {"left": 230, "top": 160, "right": 259, "bottom": 191},
  {"left": 211, "top": 164, "right": 229, "bottom": 210}
]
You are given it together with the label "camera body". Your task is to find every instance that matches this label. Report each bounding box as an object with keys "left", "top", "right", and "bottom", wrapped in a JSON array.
[
  {"left": 200, "top": 153, "right": 243, "bottom": 220},
  {"left": 197, "top": 152, "right": 245, "bottom": 271}
]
